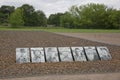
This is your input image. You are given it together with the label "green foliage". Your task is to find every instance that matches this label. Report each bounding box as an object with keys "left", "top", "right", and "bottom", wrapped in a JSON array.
[
  {"left": 0, "top": 3, "right": 120, "bottom": 29},
  {"left": 60, "top": 12, "right": 75, "bottom": 28},
  {"left": 48, "top": 13, "right": 63, "bottom": 26},
  {"left": 20, "top": 4, "right": 35, "bottom": 26},
  {"left": 0, "top": 5, "right": 15, "bottom": 25},
  {"left": 20, "top": 4, "right": 47, "bottom": 26},
  {"left": 0, "top": 12, "right": 5, "bottom": 24},
  {"left": 60, "top": 3, "right": 120, "bottom": 29},
  {"left": 35, "top": 10, "right": 47, "bottom": 26},
  {"left": 9, "top": 8, "right": 24, "bottom": 27},
  {"left": 106, "top": 9, "right": 120, "bottom": 29},
  {"left": 0, "top": 5, "right": 15, "bottom": 14}
]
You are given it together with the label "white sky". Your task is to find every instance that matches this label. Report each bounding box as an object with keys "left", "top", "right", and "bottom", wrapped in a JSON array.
[{"left": 0, "top": 0, "right": 120, "bottom": 17}]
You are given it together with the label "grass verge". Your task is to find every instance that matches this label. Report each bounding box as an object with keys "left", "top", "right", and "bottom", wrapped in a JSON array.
[{"left": 0, "top": 26, "right": 120, "bottom": 33}]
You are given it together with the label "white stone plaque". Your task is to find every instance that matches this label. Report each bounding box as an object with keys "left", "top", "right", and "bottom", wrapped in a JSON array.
[
  {"left": 58, "top": 47, "right": 73, "bottom": 62},
  {"left": 84, "top": 47, "right": 99, "bottom": 61},
  {"left": 71, "top": 47, "right": 87, "bottom": 61},
  {"left": 16, "top": 48, "right": 30, "bottom": 63},
  {"left": 45, "top": 47, "right": 59, "bottom": 62},
  {"left": 97, "top": 47, "right": 112, "bottom": 60},
  {"left": 31, "top": 48, "right": 45, "bottom": 63}
]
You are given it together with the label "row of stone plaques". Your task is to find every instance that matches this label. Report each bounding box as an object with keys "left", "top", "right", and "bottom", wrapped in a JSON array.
[{"left": 16, "top": 47, "right": 112, "bottom": 63}]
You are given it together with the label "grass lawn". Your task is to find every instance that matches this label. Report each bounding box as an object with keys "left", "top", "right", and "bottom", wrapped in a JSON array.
[{"left": 0, "top": 26, "right": 120, "bottom": 33}]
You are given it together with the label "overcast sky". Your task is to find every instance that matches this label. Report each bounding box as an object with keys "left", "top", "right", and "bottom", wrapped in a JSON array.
[{"left": 0, "top": 0, "right": 120, "bottom": 17}]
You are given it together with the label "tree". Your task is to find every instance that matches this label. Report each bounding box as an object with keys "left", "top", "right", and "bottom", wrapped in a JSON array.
[
  {"left": 20, "top": 4, "right": 35, "bottom": 26},
  {"left": 60, "top": 3, "right": 120, "bottom": 29},
  {"left": 69, "top": 3, "right": 108, "bottom": 29},
  {"left": 20, "top": 4, "right": 47, "bottom": 26},
  {"left": 9, "top": 8, "right": 24, "bottom": 27},
  {"left": 0, "top": 5, "right": 15, "bottom": 25},
  {"left": 0, "top": 12, "right": 6, "bottom": 24},
  {"left": 27, "top": 10, "right": 47, "bottom": 26},
  {"left": 36, "top": 10, "right": 47, "bottom": 26},
  {"left": 48, "top": 13, "right": 63, "bottom": 26},
  {"left": 106, "top": 8, "right": 120, "bottom": 29},
  {"left": 60, "top": 12, "right": 75, "bottom": 28},
  {"left": 0, "top": 5, "right": 15, "bottom": 15}
]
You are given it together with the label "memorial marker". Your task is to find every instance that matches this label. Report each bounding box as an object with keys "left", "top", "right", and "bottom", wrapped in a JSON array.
[
  {"left": 84, "top": 47, "right": 99, "bottom": 61},
  {"left": 16, "top": 46, "right": 112, "bottom": 63},
  {"left": 58, "top": 47, "right": 73, "bottom": 62},
  {"left": 71, "top": 47, "right": 87, "bottom": 61},
  {"left": 97, "top": 47, "right": 112, "bottom": 60},
  {"left": 16, "top": 48, "right": 30, "bottom": 63},
  {"left": 45, "top": 47, "right": 59, "bottom": 62},
  {"left": 31, "top": 48, "right": 45, "bottom": 63}
]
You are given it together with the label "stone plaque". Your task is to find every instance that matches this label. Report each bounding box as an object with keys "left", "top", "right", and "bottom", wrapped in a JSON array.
[
  {"left": 84, "top": 47, "right": 99, "bottom": 61},
  {"left": 45, "top": 47, "right": 59, "bottom": 62},
  {"left": 97, "top": 47, "right": 112, "bottom": 60},
  {"left": 16, "top": 48, "right": 30, "bottom": 63},
  {"left": 31, "top": 48, "right": 45, "bottom": 63},
  {"left": 58, "top": 47, "right": 73, "bottom": 62},
  {"left": 71, "top": 47, "right": 87, "bottom": 61}
]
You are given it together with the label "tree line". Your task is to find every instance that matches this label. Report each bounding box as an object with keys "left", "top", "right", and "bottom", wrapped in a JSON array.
[
  {"left": 0, "top": 4, "right": 47, "bottom": 27},
  {"left": 0, "top": 3, "right": 120, "bottom": 29}
]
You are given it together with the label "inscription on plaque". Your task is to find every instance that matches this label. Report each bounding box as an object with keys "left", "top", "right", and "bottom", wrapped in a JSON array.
[
  {"left": 58, "top": 47, "right": 73, "bottom": 62},
  {"left": 71, "top": 47, "right": 87, "bottom": 61},
  {"left": 84, "top": 47, "right": 99, "bottom": 61},
  {"left": 97, "top": 47, "right": 112, "bottom": 60},
  {"left": 31, "top": 48, "right": 45, "bottom": 63},
  {"left": 16, "top": 46, "right": 112, "bottom": 63},
  {"left": 45, "top": 47, "right": 59, "bottom": 62},
  {"left": 16, "top": 48, "right": 30, "bottom": 63}
]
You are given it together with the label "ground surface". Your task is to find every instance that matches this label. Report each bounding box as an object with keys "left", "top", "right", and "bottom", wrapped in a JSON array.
[
  {"left": 0, "top": 31, "right": 120, "bottom": 79},
  {"left": 1, "top": 73, "right": 120, "bottom": 80},
  {"left": 56, "top": 33, "right": 120, "bottom": 46}
]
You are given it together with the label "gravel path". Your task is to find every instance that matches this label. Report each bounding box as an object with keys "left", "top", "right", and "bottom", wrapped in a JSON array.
[
  {"left": 56, "top": 33, "right": 120, "bottom": 46},
  {"left": 0, "top": 31, "right": 120, "bottom": 79},
  {"left": 1, "top": 73, "right": 120, "bottom": 80}
]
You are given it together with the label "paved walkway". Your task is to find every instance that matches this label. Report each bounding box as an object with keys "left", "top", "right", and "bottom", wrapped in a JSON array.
[
  {"left": 1, "top": 73, "right": 120, "bottom": 80},
  {"left": 57, "top": 33, "right": 120, "bottom": 46}
]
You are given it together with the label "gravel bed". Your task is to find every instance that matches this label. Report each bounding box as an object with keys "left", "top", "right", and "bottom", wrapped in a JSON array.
[{"left": 0, "top": 31, "right": 120, "bottom": 78}]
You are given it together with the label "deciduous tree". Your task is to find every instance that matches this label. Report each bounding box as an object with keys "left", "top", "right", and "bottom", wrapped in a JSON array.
[{"left": 9, "top": 8, "right": 24, "bottom": 27}]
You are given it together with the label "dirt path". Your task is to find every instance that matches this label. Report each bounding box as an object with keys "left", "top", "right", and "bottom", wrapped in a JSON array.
[
  {"left": 56, "top": 33, "right": 120, "bottom": 46},
  {"left": 1, "top": 73, "right": 120, "bottom": 80}
]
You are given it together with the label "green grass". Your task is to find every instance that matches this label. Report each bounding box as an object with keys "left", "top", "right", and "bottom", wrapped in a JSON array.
[
  {"left": 42, "top": 28, "right": 120, "bottom": 33},
  {"left": 0, "top": 26, "right": 120, "bottom": 33}
]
